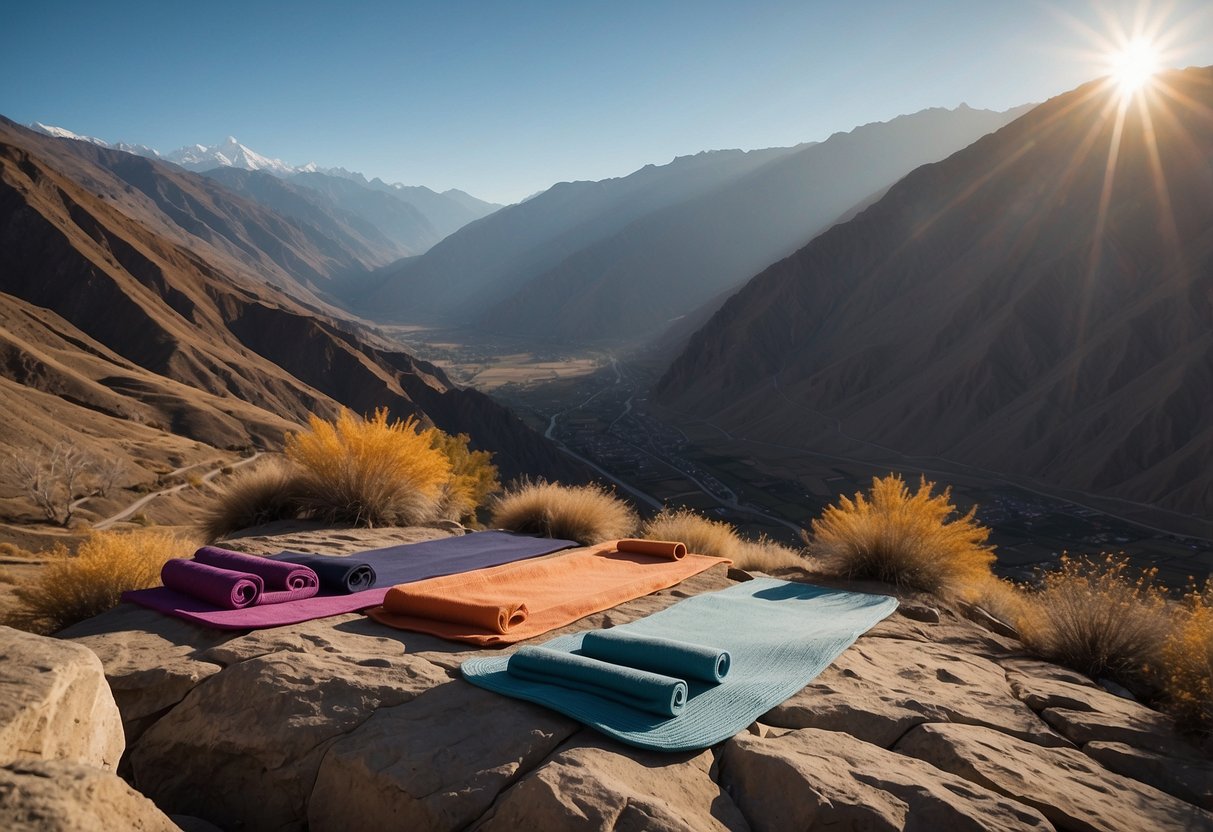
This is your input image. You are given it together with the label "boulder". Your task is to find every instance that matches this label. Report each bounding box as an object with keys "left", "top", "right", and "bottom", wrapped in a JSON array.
[
  {"left": 1040, "top": 706, "right": 1193, "bottom": 756},
  {"left": 762, "top": 638, "right": 1068, "bottom": 748},
  {"left": 896, "top": 722, "right": 1213, "bottom": 832},
  {"left": 720, "top": 727, "right": 1052, "bottom": 831},
  {"left": 60, "top": 605, "right": 232, "bottom": 744},
  {"left": 1083, "top": 741, "right": 1213, "bottom": 811},
  {"left": 476, "top": 733, "right": 749, "bottom": 831},
  {"left": 0, "top": 760, "right": 179, "bottom": 832},
  {"left": 131, "top": 648, "right": 449, "bottom": 831},
  {"left": 309, "top": 682, "right": 578, "bottom": 831},
  {"left": 0, "top": 627, "right": 123, "bottom": 771}
]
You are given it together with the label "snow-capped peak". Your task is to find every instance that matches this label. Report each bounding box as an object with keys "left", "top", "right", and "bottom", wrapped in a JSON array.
[
  {"left": 163, "top": 137, "right": 297, "bottom": 175},
  {"left": 29, "top": 122, "right": 110, "bottom": 146}
]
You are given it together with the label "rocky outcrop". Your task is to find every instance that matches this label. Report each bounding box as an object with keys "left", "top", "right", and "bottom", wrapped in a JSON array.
[
  {"left": 47, "top": 527, "right": 1213, "bottom": 831},
  {"left": 896, "top": 723, "right": 1213, "bottom": 832},
  {"left": 0, "top": 626, "right": 123, "bottom": 770},
  {"left": 722, "top": 727, "right": 1052, "bottom": 831},
  {"left": 0, "top": 760, "right": 180, "bottom": 832},
  {"left": 0, "top": 627, "right": 185, "bottom": 831}
]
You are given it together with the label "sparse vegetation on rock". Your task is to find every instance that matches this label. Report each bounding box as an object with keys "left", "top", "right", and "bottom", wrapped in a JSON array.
[
  {"left": 806, "top": 474, "right": 996, "bottom": 597},
  {"left": 1160, "top": 579, "right": 1213, "bottom": 734},
  {"left": 4, "top": 529, "right": 195, "bottom": 634},
  {"left": 490, "top": 480, "right": 637, "bottom": 544},
  {"left": 200, "top": 457, "right": 308, "bottom": 541},
  {"left": 1017, "top": 555, "right": 1171, "bottom": 690},
  {"left": 641, "top": 507, "right": 804, "bottom": 571},
  {"left": 200, "top": 410, "right": 501, "bottom": 539}
]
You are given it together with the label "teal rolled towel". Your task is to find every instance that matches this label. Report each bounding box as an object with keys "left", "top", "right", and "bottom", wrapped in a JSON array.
[
  {"left": 580, "top": 629, "right": 731, "bottom": 683},
  {"left": 507, "top": 646, "right": 687, "bottom": 717}
]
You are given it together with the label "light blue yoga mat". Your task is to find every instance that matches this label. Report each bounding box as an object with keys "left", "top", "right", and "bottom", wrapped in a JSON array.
[{"left": 461, "top": 577, "right": 898, "bottom": 751}]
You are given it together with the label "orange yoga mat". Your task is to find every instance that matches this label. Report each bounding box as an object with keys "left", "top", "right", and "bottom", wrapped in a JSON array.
[{"left": 365, "top": 539, "right": 729, "bottom": 646}]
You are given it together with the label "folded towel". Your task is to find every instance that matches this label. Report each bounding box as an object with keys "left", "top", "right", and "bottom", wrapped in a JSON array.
[
  {"left": 508, "top": 646, "right": 687, "bottom": 717},
  {"left": 381, "top": 586, "right": 529, "bottom": 634},
  {"left": 616, "top": 539, "right": 686, "bottom": 559},
  {"left": 580, "top": 630, "right": 730, "bottom": 683},
  {"left": 366, "top": 542, "right": 730, "bottom": 646},
  {"left": 272, "top": 552, "right": 376, "bottom": 594},
  {"left": 160, "top": 559, "right": 263, "bottom": 609},
  {"left": 192, "top": 546, "right": 319, "bottom": 603}
]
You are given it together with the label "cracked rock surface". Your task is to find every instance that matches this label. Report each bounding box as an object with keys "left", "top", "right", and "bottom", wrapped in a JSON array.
[{"left": 52, "top": 528, "right": 1213, "bottom": 831}]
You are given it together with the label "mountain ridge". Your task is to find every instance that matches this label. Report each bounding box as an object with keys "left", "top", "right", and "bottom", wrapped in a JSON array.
[{"left": 657, "top": 67, "right": 1213, "bottom": 521}]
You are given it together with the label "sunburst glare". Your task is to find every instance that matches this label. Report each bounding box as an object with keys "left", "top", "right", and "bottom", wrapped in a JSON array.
[{"left": 1108, "top": 37, "right": 1160, "bottom": 95}]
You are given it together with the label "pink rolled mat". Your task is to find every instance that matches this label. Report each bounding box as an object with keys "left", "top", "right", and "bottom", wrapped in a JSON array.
[
  {"left": 160, "top": 559, "right": 264, "bottom": 609},
  {"left": 192, "top": 546, "right": 319, "bottom": 604}
]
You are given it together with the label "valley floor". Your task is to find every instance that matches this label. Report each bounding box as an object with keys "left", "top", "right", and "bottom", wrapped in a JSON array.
[{"left": 394, "top": 326, "right": 1213, "bottom": 589}]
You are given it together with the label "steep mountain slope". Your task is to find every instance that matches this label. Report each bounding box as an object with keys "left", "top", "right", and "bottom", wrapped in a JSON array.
[
  {"left": 658, "top": 67, "right": 1213, "bottom": 519},
  {"left": 6, "top": 119, "right": 395, "bottom": 301},
  {"left": 201, "top": 167, "right": 415, "bottom": 264},
  {"left": 0, "top": 117, "right": 583, "bottom": 493},
  {"left": 286, "top": 171, "right": 444, "bottom": 253},
  {"left": 481, "top": 105, "right": 1031, "bottom": 343},
  {"left": 352, "top": 145, "right": 802, "bottom": 318},
  {"left": 26, "top": 126, "right": 500, "bottom": 252}
]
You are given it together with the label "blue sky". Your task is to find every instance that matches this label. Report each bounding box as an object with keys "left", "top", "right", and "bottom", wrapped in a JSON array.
[{"left": 4, "top": 1, "right": 1212, "bottom": 203}]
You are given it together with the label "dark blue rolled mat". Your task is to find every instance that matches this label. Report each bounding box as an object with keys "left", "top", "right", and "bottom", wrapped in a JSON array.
[
  {"left": 507, "top": 646, "right": 688, "bottom": 717},
  {"left": 580, "top": 630, "right": 730, "bottom": 683},
  {"left": 272, "top": 552, "right": 376, "bottom": 594}
]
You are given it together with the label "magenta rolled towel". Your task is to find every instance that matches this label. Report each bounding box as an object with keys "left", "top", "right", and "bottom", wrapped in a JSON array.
[
  {"left": 193, "top": 546, "right": 320, "bottom": 603},
  {"left": 161, "top": 559, "right": 264, "bottom": 609}
]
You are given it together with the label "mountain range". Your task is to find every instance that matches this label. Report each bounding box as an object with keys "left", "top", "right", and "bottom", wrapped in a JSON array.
[
  {"left": 353, "top": 104, "right": 1031, "bottom": 345},
  {"left": 0, "top": 117, "right": 582, "bottom": 509},
  {"left": 658, "top": 66, "right": 1213, "bottom": 520},
  {"left": 27, "top": 124, "right": 500, "bottom": 258}
]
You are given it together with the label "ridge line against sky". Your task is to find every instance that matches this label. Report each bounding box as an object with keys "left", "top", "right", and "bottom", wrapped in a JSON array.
[{"left": 5, "top": 0, "right": 1213, "bottom": 204}]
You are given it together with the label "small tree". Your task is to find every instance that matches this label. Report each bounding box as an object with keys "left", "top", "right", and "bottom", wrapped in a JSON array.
[
  {"left": 7, "top": 444, "right": 97, "bottom": 526},
  {"left": 91, "top": 458, "right": 126, "bottom": 498}
]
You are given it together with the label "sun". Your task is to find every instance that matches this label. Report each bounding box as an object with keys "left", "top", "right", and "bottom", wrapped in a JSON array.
[{"left": 1108, "top": 38, "right": 1160, "bottom": 95}]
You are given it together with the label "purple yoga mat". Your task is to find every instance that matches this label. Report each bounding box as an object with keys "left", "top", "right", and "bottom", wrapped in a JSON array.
[
  {"left": 193, "top": 546, "right": 319, "bottom": 603},
  {"left": 160, "top": 559, "right": 263, "bottom": 609},
  {"left": 122, "top": 531, "right": 580, "bottom": 631}
]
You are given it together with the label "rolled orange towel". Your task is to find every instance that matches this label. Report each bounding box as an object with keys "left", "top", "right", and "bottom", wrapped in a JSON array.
[
  {"left": 380, "top": 586, "right": 529, "bottom": 634},
  {"left": 616, "top": 539, "right": 687, "bottom": 560}
]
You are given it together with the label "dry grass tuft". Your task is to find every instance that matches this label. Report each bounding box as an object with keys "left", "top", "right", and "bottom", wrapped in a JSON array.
[
  {"left": 641, "top": 508, "right": 805, "bottom": 571},
  {"left": 1019, "top": 554, "right": 1171, "bottom": 685},
  {"left": 734, "top": 536, "right": 806, "bottom": 571},
  {"left": 642, "top": 508, "right": 740, "bottom": 557},
  {"left": 199, "top": 456, "right": 307, "bottom": 541},
  {"left": 490, "top": 480, "right": 638, "bottom": 544},
  {"left": 1160, "top": 579, "right": 1213, "bottom": 733},
  {"left": 286, "top": 409, "right": 451, "bottom": 528},
  {"left": 969, "top": 575, "right": 1036, "bottom": 633},
  {"left": 431, "top": 431, "right": 500, "bottom": 524},
  {"left": 807, "top": 474, "right": 995, "bottom": 596},
  {"left": 5, "top": 529, "right": 196, "bottom": 634}
]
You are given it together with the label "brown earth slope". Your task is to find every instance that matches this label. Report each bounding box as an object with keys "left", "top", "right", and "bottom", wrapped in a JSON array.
[
  {"left": 0, "top": 118, "right": 583, "bottom": 525},
  {"left": 658, "top": 67, "right": 1213, "bottom": 520}
]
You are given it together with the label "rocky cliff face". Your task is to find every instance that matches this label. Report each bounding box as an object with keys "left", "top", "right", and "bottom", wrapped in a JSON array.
[
  {"left": 47, "top": 525, "right": 1213, "bottom": 831},
  {"left": 658, "top": 67, "right": 1213, "bottom": 521}
]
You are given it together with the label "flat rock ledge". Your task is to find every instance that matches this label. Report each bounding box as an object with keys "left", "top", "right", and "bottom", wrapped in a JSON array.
[{"left": 25, "top": 526, "right": 1213, "bottom": 831}]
